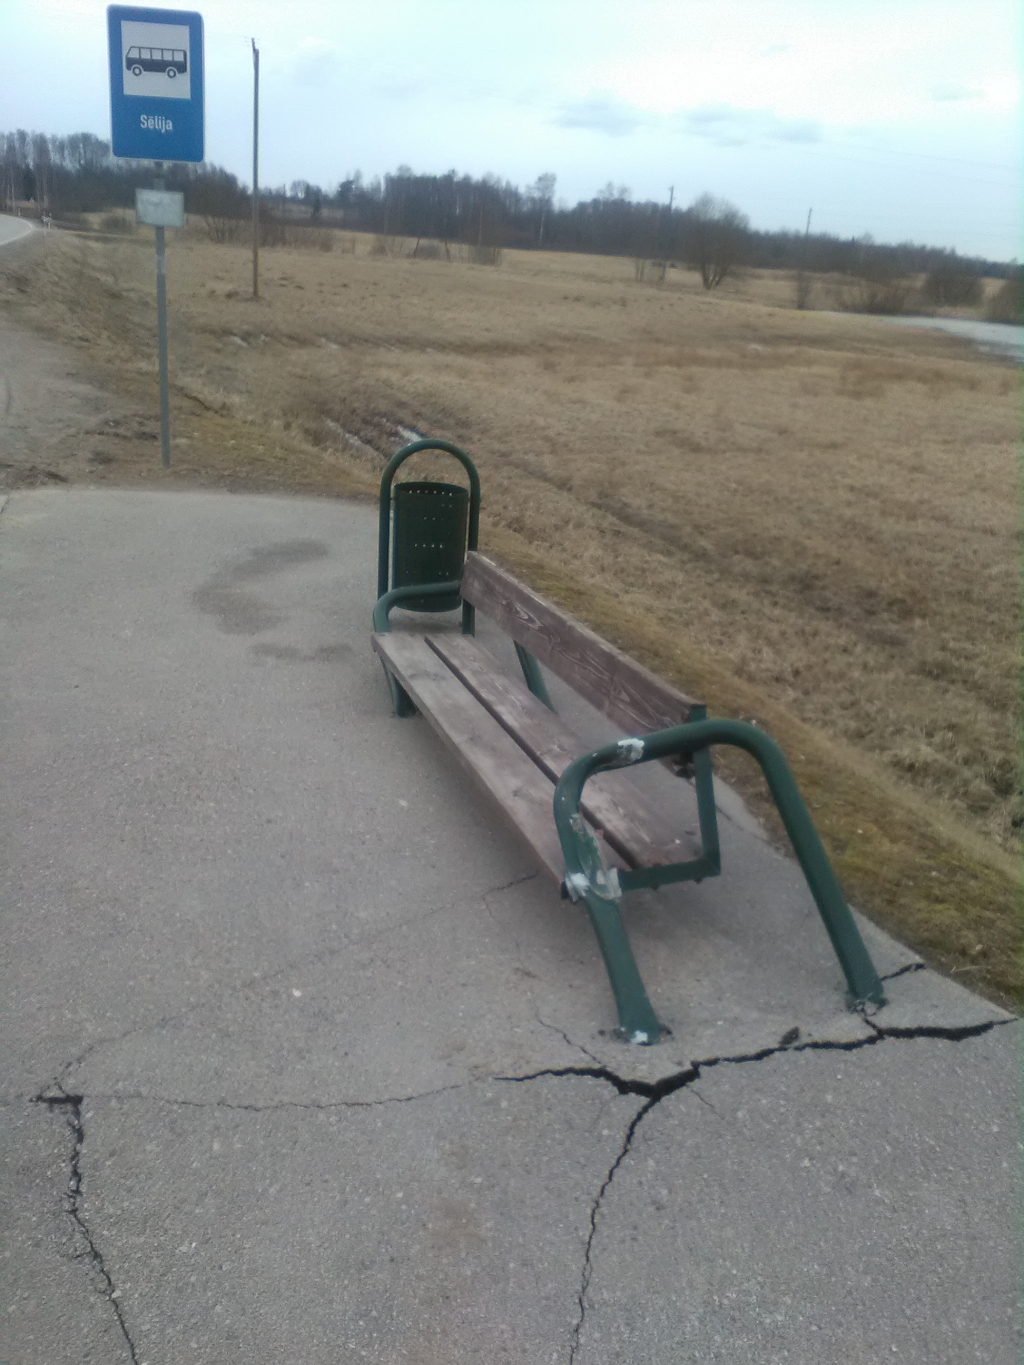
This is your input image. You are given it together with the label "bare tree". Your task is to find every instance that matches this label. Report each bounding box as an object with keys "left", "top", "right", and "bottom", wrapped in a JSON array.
[
  {"left": 686, "top": 192, "right": 749, "bottom": 289},
  {"left": 833, "top": 252, "right": 912, "bottom": 314},
  {"left": 31, "top": 132, "right": 50, "bottom": 210},
  {"left": 985, "top": 269, "right": 1021, "bottom": 323},
  {"left": 921, "top": 254, "right": 982, "bottom": 307},
  {"left": 189, "top": 167, "right": 250, "bottom": 242}
]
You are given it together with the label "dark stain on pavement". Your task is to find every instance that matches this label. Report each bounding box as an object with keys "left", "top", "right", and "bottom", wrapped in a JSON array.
[
  {"left": 192, "top": 540, "right": 329, "bottom": 635},
  {"left": 252, "top": 642, "right": 354, "bottom": 663},
  {"left": 232, "top": 540, "right": 329, "bottom": 578}
]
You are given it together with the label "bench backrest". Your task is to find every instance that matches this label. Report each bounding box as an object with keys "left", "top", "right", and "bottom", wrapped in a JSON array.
[{"left": 460, "top": 553, "right": 702, "bottom": 736}]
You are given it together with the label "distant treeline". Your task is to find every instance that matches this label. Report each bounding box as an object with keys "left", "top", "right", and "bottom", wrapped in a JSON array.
[
  {"left": 0, "top": 130, "right": 249, "bottom": 226},
  {"left": 1, "top": 128, "right": 1014, "bottom": 281}
]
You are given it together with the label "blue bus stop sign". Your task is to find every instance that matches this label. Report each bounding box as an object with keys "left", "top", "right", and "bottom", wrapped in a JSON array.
[{"left": 107, "top": 6, "right": 204, "bottom": 162}]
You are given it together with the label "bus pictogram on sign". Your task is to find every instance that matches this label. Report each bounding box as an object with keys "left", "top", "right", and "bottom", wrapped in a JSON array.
[{"left": 126, "top": 45, "right": 188, "bottom": 77}]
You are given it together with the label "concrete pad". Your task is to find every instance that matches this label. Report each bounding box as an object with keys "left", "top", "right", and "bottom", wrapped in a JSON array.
[
  {"left": 64, "top": 852, "right": 942, "bottom": 1105},
  {"left": 479, "top": 869, "right": 876, "bottom": 1085},
  {"left": 577, "top": 1025, "right": 1022, "bottom": 1365},
  {"left": 869, "top": 961, "right": 1015, "bottom": 1033},
  {"left": 72, "top": 1076, "right": 638, "bottom": 1365},
  {"left": 2, "top": 487, "right": 1018, "bottom": 1362},
  {"left": 0, "top": 1102, "right": 131, "bottom": 1364},
  {"left": 3, "top": 485, "right": 946, "bottom": 1105},
  {"left": 1, "top": 490, "right": 538, "bottom": 1095},
  {"left": 64, "top": 893, "right": 586, "bottom": 1106}
]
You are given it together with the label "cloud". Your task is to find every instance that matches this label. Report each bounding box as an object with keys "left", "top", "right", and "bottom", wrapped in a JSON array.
[
  {"left": 931, "top": 81, "right": 983, "bottom": 103},
  {"left": 679, "top": 104, "right": 821, "bottom": 146},
  {"left": 771, "top": 117, "right": 822, "bottom": 143},
  {"left": 551, "top": 97, "right": 821, "bottom": 147},
  {"left": 290, "top": 39, "right": 342, "bottom": 88},
  {"left": 552, "top": 94, "right": 644, "bottom": 137}
]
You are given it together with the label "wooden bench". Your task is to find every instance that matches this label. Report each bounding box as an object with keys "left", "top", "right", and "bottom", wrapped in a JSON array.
[{"left": 372, "top": 551, "right": 885, "bottom": 1043}]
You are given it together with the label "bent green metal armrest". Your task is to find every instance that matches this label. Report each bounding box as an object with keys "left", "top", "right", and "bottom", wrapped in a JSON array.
[
  {"left": 553, "top": 718, "right": 886, "bottom": 1045},
  {"left": 373, "top": 581, "right": 464, "bottom": 635},
  {"left": 373, "top": 577, "right": 554, "bottom": 715},
  {"left": 373, "top": 580, "right": 463, "bottom": 715}
]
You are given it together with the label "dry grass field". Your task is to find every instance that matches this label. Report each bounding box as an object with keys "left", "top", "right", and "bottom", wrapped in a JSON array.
[{"left": 1, "top": 225, "right": 1019, "bottom": 1005}]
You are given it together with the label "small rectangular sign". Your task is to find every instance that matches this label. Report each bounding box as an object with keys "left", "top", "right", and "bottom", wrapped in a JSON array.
[
  {"left": 108, "top": 5, "right": 204, "bottom": 162},
  {"left": 135, "top": 188, "right": 185, "bottom": 227}
]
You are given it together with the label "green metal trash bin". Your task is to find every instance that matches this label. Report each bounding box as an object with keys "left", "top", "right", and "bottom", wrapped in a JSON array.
[
  {"left": 374, "top": 438, "right": 554, "bottom": 714},
  {"left": 377, "top": 440, "right": 481, "bottom": 632},
  {"left": 390, "top": 480, "right": 469, "bottom": 612}
]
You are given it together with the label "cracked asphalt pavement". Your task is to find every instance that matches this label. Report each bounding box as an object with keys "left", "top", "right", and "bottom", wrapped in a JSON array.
[{"left": 1, "top": 488, "right": 1019, "bottom": 1363}]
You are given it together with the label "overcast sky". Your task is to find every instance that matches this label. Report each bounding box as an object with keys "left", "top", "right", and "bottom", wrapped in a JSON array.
[{"left": 2, "top": 0, "right": 1020, "bottom": 259}]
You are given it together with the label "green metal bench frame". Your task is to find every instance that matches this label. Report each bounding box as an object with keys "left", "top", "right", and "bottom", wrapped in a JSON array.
[
  {"left": 553, "top": 722, "right": 885, "bottom": 1043},
  {"left": 374, "top": 443, "right": 885, "bottom": 1044}
]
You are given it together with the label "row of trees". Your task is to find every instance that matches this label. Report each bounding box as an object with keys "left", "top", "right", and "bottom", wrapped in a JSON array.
[
  {"left": 307, "top": 169, "right": 1011, "bottom": 284},
  {"left": 321, "top": 171, "right": 1010, "bottom": 284},
  {"left": 2, "top": 128, "right": 1013, "bottom": 292},
  {"left": 0, "top": 128, "right": 248, "bottom": 223}
]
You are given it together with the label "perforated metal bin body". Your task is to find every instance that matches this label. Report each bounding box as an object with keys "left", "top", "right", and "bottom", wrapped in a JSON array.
[{"left": 390, "top": 480, "right": 470, "bottom": 611}]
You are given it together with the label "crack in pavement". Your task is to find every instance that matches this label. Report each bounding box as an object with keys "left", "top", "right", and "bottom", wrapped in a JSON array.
[
  {"left": 32, "top": 887, "right": 511, "bottom": 1103},
  {"left": 37, "top": 1083, "right": 469, "bottom": 1113},
  {"left": 863, "top": 1016, "right": 1013, "bottom": 1041},
  {"left": 483, "top": 871, "right": 541, "bottom": 896},
  {"left": 27, "top": 1014, "right": 1014, "bottom": 1365},
  {"left": 497, "top": 1013, "right": 1013, "bottom": 1362},
  {"left": 880, "top": 961, "right": 927, "bottom": 982},
  {"left": 568, "top": 1094, "right": 657, "bottom": 1363},
  {"left": 496, "top": 1016, "right": 1010, "bottom": 1100},
  {"left": 40, "top": 1008, "right": 190, "bottom": 1100},
  {"left": 534, "top": 1012, "right": 602, "bottom": 1066},
  {"left": 480, "top": 875, "right": 604, "bottom": 1069},
  {"left": 32, "top": 1086, "right": 139, "bottom": 1365}
]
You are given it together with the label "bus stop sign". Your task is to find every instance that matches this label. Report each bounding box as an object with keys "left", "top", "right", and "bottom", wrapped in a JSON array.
[{"left": 107, "top": 5, "right": 204, "bottom": 162}]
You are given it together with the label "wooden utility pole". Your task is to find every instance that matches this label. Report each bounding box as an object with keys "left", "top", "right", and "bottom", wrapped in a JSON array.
[
  {"left": 795, "top": 207, "right": 813, "bottom": 309},
  {"left": 251, "top": 39, "right": 260, "bottom": 299}
]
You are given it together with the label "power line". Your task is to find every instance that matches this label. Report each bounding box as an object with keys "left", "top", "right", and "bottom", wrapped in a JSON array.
[
  {"left": 760, "top": 135, "right": 1019, "bottom": 184},
  {"left": 824, "top": 141, "right": 1018, "bottom": 173}
]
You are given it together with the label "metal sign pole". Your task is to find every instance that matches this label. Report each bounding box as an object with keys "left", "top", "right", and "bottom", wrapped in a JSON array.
[
  {"left": 108, "top": 6, "right": 205, "bottom": 469},
  {"left": 155, "top": 229, "right": 171, "bottom": 468},
  {"left": 135, "top": 182, "right": 185, "bottom": 462},
  {"left": 152, "top": 164, "right": 171, "bottom": 468}
]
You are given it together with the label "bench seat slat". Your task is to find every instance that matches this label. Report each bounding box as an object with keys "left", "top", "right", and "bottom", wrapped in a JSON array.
[
  {"left": 425, "top": 633, "right": 700, "bottom": 870},
  {"left": 373, "top": 633, "right": 625, "bottom": 883},
  {"left": 459, "top": 554, "right": 700, "bottom": 737}
]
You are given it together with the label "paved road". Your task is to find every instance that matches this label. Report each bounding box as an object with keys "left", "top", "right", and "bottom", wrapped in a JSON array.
[
  {"left": 0, "top": 487, "right": 1018, "bottom": 1364},
  {"left": 0, "top": 213, "right": 35, "bottom": 249}
]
